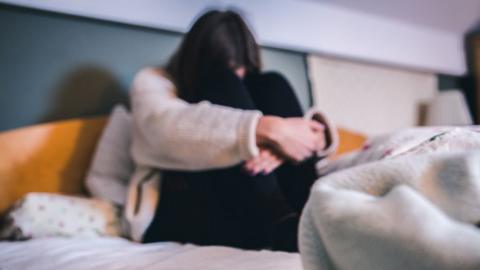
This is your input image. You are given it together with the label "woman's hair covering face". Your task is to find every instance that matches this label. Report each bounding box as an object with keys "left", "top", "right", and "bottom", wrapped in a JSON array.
[{"left": 166, "top": 10, "right": 261, "bottom": 101}]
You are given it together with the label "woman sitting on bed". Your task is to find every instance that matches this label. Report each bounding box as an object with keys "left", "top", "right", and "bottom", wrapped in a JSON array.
[{"left": 127, "top": 10, "right": 337, "bottom": 252}]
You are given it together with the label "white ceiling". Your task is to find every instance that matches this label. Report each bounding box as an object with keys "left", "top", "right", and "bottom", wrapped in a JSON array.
[{"left": 303, "top": 0, "right": 480, "bottom": 34}]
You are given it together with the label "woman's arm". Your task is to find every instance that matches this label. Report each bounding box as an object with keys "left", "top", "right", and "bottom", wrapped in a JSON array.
[
  {"left": 130, "top": 67, "right": 262, "bottom": 170},
  {"left": 245, "top": 110, "right": 339, "bottom": 175},
  {"left": 131, "top": 67, "right": 328, "bottom": 171}
]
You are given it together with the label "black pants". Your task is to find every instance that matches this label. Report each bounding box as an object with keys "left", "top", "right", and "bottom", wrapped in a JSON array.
[{"left": 143, "top": 70, "right": 317, "bottom": 251}]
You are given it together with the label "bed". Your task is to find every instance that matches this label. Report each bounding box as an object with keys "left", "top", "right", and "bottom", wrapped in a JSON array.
[
  {"left": 5, "top": 116, "right": 480, "bottom": 270},
  {"left": 0, "top": 115, "right": 366, "bottom": 270},
  {"left": 5, "top": 117, "right": 480, "bottom": 270}
]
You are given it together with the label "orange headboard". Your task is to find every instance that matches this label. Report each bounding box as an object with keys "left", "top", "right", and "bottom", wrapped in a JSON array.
[
  {"left": 0, "top": 117, "right": 366, "bottom": 213},
  {"left": 0, "top": 117, "right": 107, "bottom": 213},
  {"left": 335, "top": 127, "right": 367, "bottom": 157}
]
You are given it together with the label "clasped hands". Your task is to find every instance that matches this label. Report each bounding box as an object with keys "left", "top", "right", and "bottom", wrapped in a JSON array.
[{"left": 244, "top": 116, "right": 327, "bottom": 175}]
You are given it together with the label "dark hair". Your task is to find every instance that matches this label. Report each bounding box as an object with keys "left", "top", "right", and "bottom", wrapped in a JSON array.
[{"left": 166, "top": 10, "right": 261, "bottom": 101}]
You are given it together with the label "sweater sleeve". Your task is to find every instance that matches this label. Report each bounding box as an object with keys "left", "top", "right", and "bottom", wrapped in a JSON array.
[
  {"left": 304, "top": 107, "right": 339, "bottom": 158},
  {"left": 130, "top": 67, "right": 262, "bottom": 171}
]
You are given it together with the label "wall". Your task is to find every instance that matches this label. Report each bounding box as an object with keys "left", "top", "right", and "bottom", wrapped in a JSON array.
[
  {"left": 0, "top": 4, "right": 311, "bottom": 131},
  {"left": 309, "top": 55, "right": 437, "bottom": 136},
  {"left": 438, "top": 74, "right": 464, "bottom": 91},
  {"left": 0, "top": 0, "right": 467, "bottom": 75}
]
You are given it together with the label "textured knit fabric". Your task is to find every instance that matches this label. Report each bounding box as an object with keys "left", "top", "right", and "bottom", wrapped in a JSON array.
[
  {"left": 130, "top": 68, "right": 263, "bottom": 170},
  {"left": 299, "top": 127, "right": 480, "bottom": 270},
  {"left": 85, "top": 105, "right": 133, "bottom": 205}
]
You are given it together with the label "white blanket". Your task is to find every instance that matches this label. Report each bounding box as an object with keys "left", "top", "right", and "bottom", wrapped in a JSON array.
[
  {"left": 0, "top": 237, "right": 301, "bottom": 270},
  {"left": 300, "top": 127, "right": 480, "bottom": 270}
]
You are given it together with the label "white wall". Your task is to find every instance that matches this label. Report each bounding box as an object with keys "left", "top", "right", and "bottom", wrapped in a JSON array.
[
  {"left": 309, "top": 55, "right": 437, "bottom": 136},
  {"left": 0, "top": 0, "right": 468, "bottom": 75}
]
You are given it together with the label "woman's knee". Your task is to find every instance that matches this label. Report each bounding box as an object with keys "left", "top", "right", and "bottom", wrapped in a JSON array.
[
  {"left": 194, "top": 68, "right": 256, "bottom": 109},
  {"left": 259, "top": 71, "right": 290, "bottom": 86},
  {"left": 245, "top": 71, "right": 303, "bottom": 117},
  {"left": 248, "top": 71, "right": 291, "bottom": 89}
]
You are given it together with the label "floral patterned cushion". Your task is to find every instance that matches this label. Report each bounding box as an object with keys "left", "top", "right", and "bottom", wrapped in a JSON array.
[{"left": 0, "top": 193, "right": 122, "bottom": 240}]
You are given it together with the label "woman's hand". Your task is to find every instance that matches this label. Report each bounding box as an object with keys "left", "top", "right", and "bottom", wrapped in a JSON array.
[
  {"left": 244, "top": 148, "right": 283, "bottom": 175},
  {"left": 256, "top": 116, "right": 325, "bottom": 162}
]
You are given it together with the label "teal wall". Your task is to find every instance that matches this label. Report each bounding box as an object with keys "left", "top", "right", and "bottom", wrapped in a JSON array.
[
  {"left": 0, "top": 4, "right": 311, "bottom": 131},
  {"left": 437, "top": 74, "right": 463, "bottom": 91}
]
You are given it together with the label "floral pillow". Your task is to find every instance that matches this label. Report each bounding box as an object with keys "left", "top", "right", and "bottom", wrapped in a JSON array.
[{"left": 0, "top": 193, "right": 123, "bottom": 240}]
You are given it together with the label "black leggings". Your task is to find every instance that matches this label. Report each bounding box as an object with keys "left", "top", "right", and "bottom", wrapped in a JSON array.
[{"left": 143, "top": 69, "right": 317, "bottom": 251}]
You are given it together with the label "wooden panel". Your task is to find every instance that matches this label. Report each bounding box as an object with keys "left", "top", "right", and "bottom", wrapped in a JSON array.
[{"left": 0, "top": 116, "right": 107, "bottom": 213}]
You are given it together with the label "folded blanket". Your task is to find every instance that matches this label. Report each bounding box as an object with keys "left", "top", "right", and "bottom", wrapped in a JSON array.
[{"left": 300, "top": 127, "right": 480, "bottom": 270}]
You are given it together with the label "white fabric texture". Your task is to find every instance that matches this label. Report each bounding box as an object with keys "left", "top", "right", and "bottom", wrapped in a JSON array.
[
  {"left": 0, "top": 193, "right": 122, "bottom": 240},
  {"left": 0, "top": 237, "right": 302, "bottom": 270},
  {"left": 317, "top": 126, "right": 476, "bottom": 175},
  {"left": 300, "top": 127, "right": 480, "bottom": 270},
  {"left": 85, "top": 105, "right": 133, "bottom": 205}
]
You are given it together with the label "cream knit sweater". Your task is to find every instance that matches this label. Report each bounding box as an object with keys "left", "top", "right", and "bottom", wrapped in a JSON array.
[{"left": 125, "top": 67, "right": 337, "bottom": 241}]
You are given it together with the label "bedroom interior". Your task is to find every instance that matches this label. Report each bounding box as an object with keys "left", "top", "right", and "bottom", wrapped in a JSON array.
[{"left": 1, "top": 0, "right": 480, "bottom": 269}]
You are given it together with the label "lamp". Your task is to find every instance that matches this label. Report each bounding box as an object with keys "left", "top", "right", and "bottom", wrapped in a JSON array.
[{"left": 425, "top": 90, "right": 473, "bottom": 126}]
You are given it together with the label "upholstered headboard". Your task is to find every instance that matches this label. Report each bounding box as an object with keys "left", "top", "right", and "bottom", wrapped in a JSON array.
[
  {"left": 0, "top": 116, "right": 366, "bottom": 213},
  {"left": 0, "top": 117, "right": 107, "bottom": 213}
]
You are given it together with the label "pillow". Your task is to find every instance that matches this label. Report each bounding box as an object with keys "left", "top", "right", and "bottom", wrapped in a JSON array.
[
  {"left": 85, "top": 105, "right": 133, "bottom": 205},
  {"left": 0, "top": 193, "right": 122, "bottom": 240}
]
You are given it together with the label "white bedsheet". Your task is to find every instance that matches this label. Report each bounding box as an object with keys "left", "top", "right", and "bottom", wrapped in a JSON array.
[
  {"left": 300, "top": 151, "right": 480, "bottom": 270},
  {"left": 300, "top": 127, "right": 480, "bottom": 270},
  {"left": 0, "top": 237, "right": 301, "bottom": 270}
]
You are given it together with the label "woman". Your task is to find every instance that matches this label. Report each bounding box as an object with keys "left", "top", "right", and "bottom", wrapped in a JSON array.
[{"left": 126, "top": 10, "right": 337, "bottom": 252}]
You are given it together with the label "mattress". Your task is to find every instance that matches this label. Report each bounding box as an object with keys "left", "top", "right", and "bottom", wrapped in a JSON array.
[{"left": 0, "top": 237, "right": 302, "bottom": 270}]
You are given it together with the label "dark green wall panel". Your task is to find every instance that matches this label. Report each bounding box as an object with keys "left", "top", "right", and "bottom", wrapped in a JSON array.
[{"left": 0, "top": 4, "right": 310, "bottom": 131}]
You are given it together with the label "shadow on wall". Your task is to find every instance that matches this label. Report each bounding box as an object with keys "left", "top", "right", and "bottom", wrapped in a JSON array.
[
  {"left": 40, "top": 65, "right": 129, "bottom": 123},
  {"left": 33, "top": 65, "right": 128, "bottom": 196}
]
